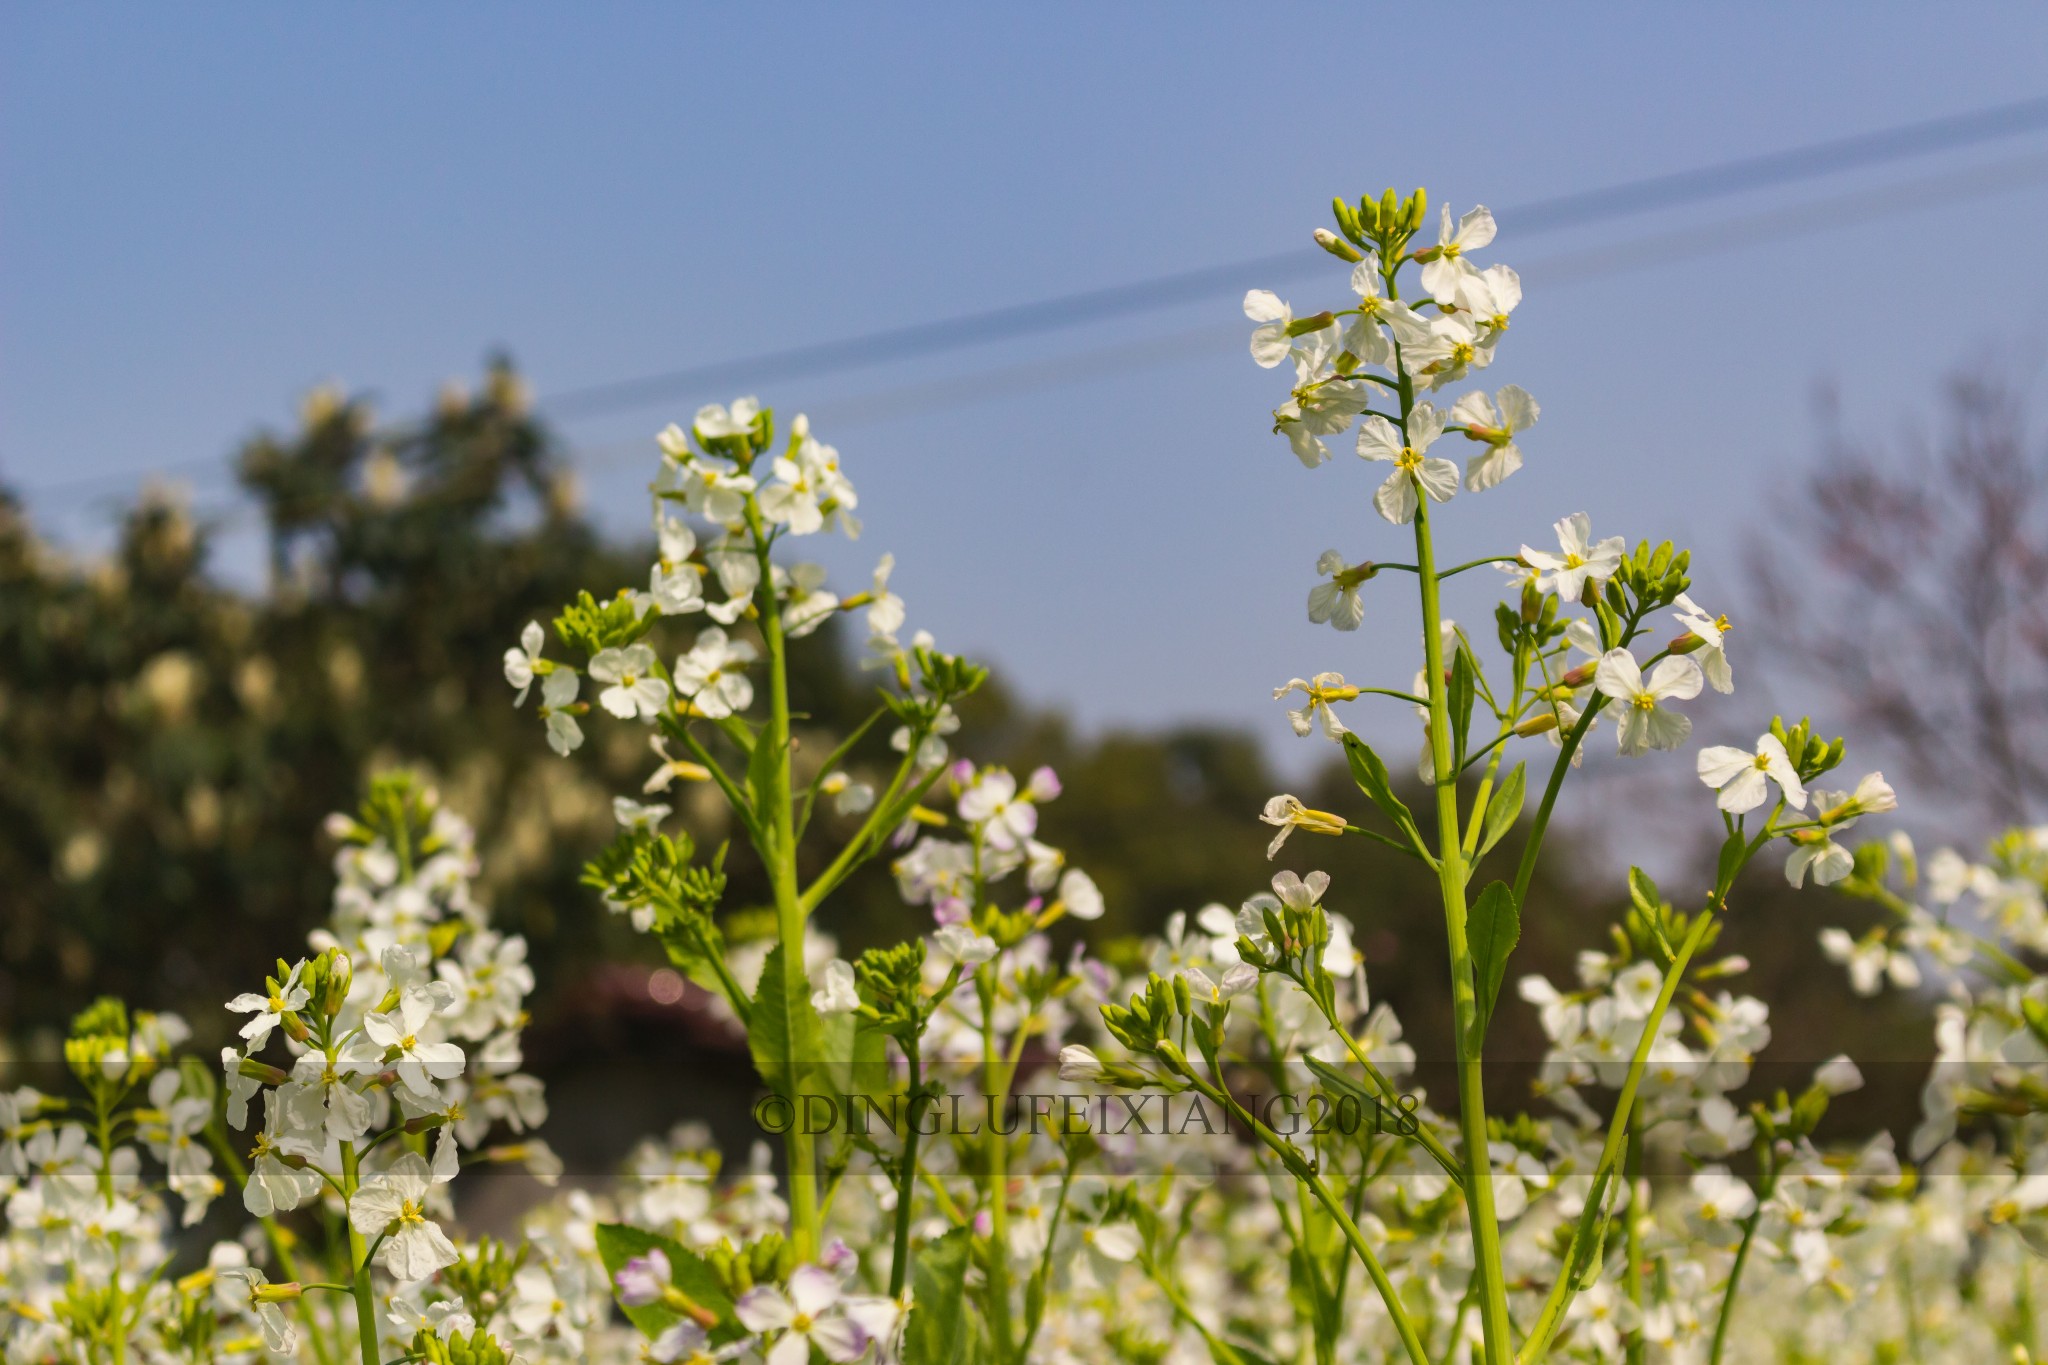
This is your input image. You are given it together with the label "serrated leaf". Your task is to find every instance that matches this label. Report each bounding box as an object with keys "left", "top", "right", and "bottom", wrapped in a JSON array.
[
  {"left": 903, "top": 1228, "right": 978, "bottom": 1365},
  {"left": 1342, "top": 734, "right": 1412, "bottom": 830},
  {"left": 593, "top": 1223, "right": 737, "bottom": 1343},
  {"left": 1478, "top": 762, "right": 1525, "bottom": 857},
  {"left": 749, "top": 945, "right": 802, "bottom": 1105},
  {"left": 1468, "top": 881, "right": 1520, "bottom": 1040}
]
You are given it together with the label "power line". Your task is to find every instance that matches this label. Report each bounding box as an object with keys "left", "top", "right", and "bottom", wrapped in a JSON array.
[
  {"left": 17, "top": 93, "right": 2048, "bottom": 504},
  {"left": 536, "top": 93, "right": 2048, "bottom": 421}
]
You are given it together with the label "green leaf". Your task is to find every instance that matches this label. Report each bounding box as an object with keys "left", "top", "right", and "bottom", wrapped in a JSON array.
[
  {"left": 903, "top": 1228, "right": 978, "bottom": 1365},
  {"left": 1448, "top": 650, "right": 1476, "bottom": 768},
  {"left": 1714, "top": 827, "right": 1747, "bottom": 898},
  {"left": 749, "top": 943, "right": 820, "bottom": 1103},
  {"left": 1302, "top": 1053, "right": 1371, "bottom": 1104},
  {"left": 1467, "top": 880, "right": 1520, "bottom": 1040},
  {"left": 1341, "top": 734, "right": 1412, "bottom": 830},
  {"left": 593, "top": 1223, "right": 737, "bottom": 1342},
  {"left": 1628, "top": 866, "right": 1663, "bottom": 916},
  {"left": 1478, "top": 762, "right": 1526, "bottom": 857}
]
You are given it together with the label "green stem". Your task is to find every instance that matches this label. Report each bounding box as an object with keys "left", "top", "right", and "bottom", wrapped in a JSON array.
[
  {"left": 1413, "top": 491, "right": 1513, "bottom": 1365},
  {"left": 1624, "top": 1126, "right": 1646, "bottom": 1365},
  {"left": 746, "top": 507, "right": 822, "bottom": 1263},
  {"left": 1168, "top": 1052, "right": 1431, "bottom": 1365},
  {"left": 1706, "top": 1162, "right": 1775, "bottom": 1365},
  {"left": 887, "top": 1044, "right": 924, "bottom": 1299},
  {"left": 339, "top": 1145, "right": 381, "bottom": 1365},
  {"left": 978, "top": 965, "right": 1018, "bottom": 1361},
  {"left": 1517, "top": 909, "right": 1717, "bottom": 1364},
  {"left": 1141, "top": 1254, "right": 1250, "bottom": 1365}
]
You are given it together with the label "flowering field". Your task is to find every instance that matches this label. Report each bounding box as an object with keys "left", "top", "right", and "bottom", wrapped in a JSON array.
[{"left": 5, "top": 186, "right": 2044, "bottom": 1365}]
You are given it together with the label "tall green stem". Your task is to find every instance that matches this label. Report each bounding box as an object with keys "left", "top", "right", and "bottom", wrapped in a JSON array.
[
  {"left": 1413, "top": 491, "right": 1513, "bottom": 1364},
  {"left": 1624, "top": 1126, "right": 1646, "bottom": 1365},
  {"left": 339, "top": 1145, "right": 381, "bottom": 1365},
  {"left": 749, "top": 512, "right": 821, "bottom": 1263},
  {"left": 887, "top": 1045, "right": 924, "bottom": 1299},
  {"left": 979, "top": 966, "right": 1018, "bottom": 1361}
]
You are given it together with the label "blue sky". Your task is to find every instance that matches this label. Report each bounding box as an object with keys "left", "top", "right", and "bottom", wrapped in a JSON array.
[{"left": 6, "top": 4, "right": 2048, "bottom": 781}]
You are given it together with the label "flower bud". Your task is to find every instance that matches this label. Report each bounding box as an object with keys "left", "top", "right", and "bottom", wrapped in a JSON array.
[
  {"left": 1667, "top": 632, "right": 1704, "bottom": 655},
  {"left": 252, "top": 1282, "right": 304, "bottom": 1304},
  {"left": 1284, "top": 311, "right": 1337, "bottom": 337},
  {"left": 1513, "top": 713, "right": 1559, "bottom": 738},
  {"left": 1313, "top": 228, "right": 1364, "bottom": 263},
  {"left": 1559, "top": 662, "right": 1597, "bottom": 690}
]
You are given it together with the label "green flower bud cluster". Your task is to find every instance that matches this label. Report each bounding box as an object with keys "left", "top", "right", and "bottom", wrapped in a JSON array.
[
  {"left": 852, "top": 939, "right": 930, "bottom": 1039},
  {"left": 405, "top": 1325, "right": 513, "bottom": 1365},
  {"left": 552, "top": 586, "right": 657, "bottom": 655},
  {"left": 705, "top": 1232, "right": 790, "bottom": 1300},
  {"left": 438, "top": 1237, "right": 527, "bottom": 1328},
  {"left": 1237, "top": 900, "right": 1337, "bottom": 1019},
  {"left": 581, "top": 829, "right": 726, "bottom": 929},
  {"left": 1099, "top": 974, "right": 1182, "bottom": 1055},
  {"left": 1768, "top": 715, "right": 1846, "bottom": 786},
  {"left": 1330, "top": 186, "right": 1429, "bottom": 259},
  {"left": 1621, "top": 868, "right": 1724, "bottom": 970}
]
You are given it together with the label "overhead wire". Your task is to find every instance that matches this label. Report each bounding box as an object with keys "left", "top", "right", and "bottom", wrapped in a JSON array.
[{"left": 15, "top": 94, "right": 2048, "bottom": 513}]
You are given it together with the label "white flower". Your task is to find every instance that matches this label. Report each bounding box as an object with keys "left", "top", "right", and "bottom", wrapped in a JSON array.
[
  {"left": 537, "top": 669, "right": 584, "bottom": 755},
  {"left": 1307, "top": 550, "right": 1367, "bottom": 631},
  {"left": 681, "top": 458, "right": 758, "bottom": 525},
  {"left": 1455, "top": 263, "right": 1522, "bottom": 341},
  {"left": 1058, "top": 1045, "right": 1105, "bottom": 1082},
  {"left": 1244, "top": 289, "right": 1325, "bottom": 368},
  {"left": 1671, "top": 593, "right": 1734, "bottom": 693},
  {"left": 589, "top": 644, "right": 669, "bottom": 721},
  {"left": 1819, "top": 927, "right": 1920, "bottom": 996},
  {"left": 674, "top": 628, "right": 758, "bottom": 719},
  {"left": 735, "top": 1265, "right": 870, "bottom": 1365},
  {"left": 219, "top": 1266, "right": 299, "bottom": 1354},
  {"left": 1814, "top": 1054, "right": 1864, "bottom": 1095},
  {"left": 1696, "top": 735, "right": 1807, "bottom": 814},
  {"left": 760, "top": 452, "right": 827, "bottom": 536},
  {"left": 1085, "top": 1221, "right": 1143, "bottom": 1263},
  {"left": 1339, "top": 257, "right": 1397, "bottom": 367},
  {"left": 865, "top": 554, "right": 906, "bottom": 643},
  {"left": 348, "top": 1152, "right": 458, "bottom": 1281},
  {"left": 779, "top": 562, "right": 840, "bottom": 639},
  {"left": 1258, "top": 796, "right": 1345, "bottom": 858},
  {"left": 692, "top": 397, "right": 762, "bottom": 442},
  {"left": 1420, "top": 203, "right": 1497, "bottom": 304},
  {"left": 1274, "top": 672, "right": 1355, "bottom": 741},
  {"left": 811, "top": 959, "right": 859, "bottom": 1015},
  {"left": 362, "top": 993, "right": 466, "bottom": 1098},
  {"left": 1449, "top": 384, "right": 1538, "bottom": 492},
  {"left": 1522, "top": 513, "right": 1624, "bottom": 602},
  {"left": 958, "top": 769, "right": 1038, "bottom": 850},
  {"left": 226, "top": 962, "right": 309, "bottom": 1050},
  {"left": 613, "top": 796, "right": 671, "bottom": 831},
  {"left": 1594, "top": 650, "right": 1703, "bottom": 756},
  {"left": 1057, "top": 868, "right": 1104, "bottom": 920},
  {"left": 1356, "top": 406, "right": 1458, "bottom": 524},
  {"left": 932, "top": 924, "right": 998, "bottom": 967},
  {"left": 504, "top": 621, "right": 548, "bottom": 705},
  {"left": 1785, "top": 831, "right": 1854, "bottom": 888}
]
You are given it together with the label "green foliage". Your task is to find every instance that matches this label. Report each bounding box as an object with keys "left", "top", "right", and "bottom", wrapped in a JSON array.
[
  {"left": 1467, "top": 881, "right": 1520, "bottom": 1041},
  {"left": 592, "top": 1223, "right": 737, "bottom": 1343},
  {"left": 904, "top": 1227, "right": 981, "bottom": 1365}
]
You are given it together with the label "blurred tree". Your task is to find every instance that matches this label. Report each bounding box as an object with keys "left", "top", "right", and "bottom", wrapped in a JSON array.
[
  {"left": 0, "top": 360, "right": 1937, "bottom": 1160},
  {"left": 1750, "top": 375, "right": 2048, "bottom": 830}
]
